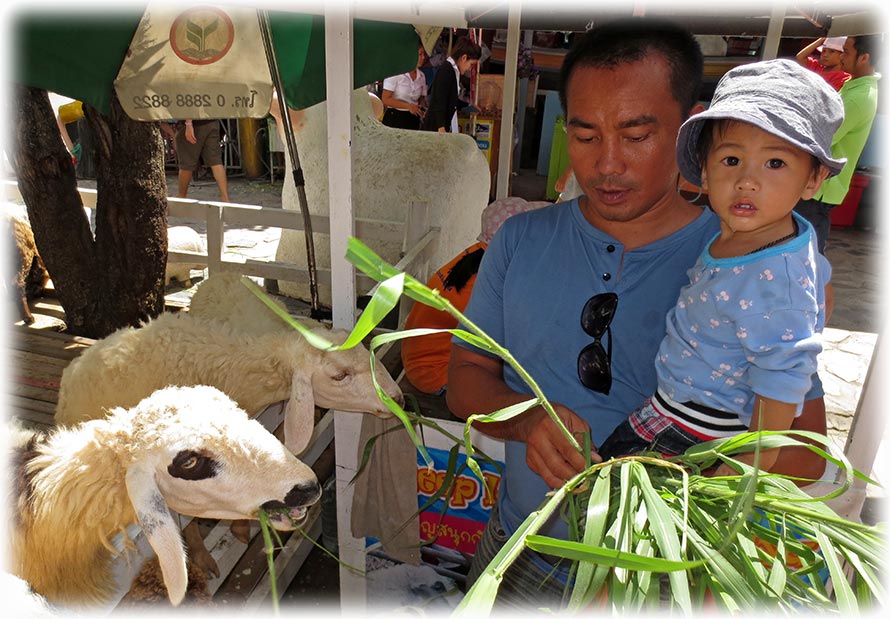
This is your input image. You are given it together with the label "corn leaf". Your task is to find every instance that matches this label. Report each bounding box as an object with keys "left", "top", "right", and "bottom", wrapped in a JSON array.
[
  {"left": 455, "top": 471, "right": 586, "bottom": 616},
  {"left": 340, "top": 236, "right": 883, "bottom": 613},
  {"left": 568, "top": 466, "right": 612, "bottom": 610},
  {"left": 633, "top": 461, "right": 692, "bottom": 612},
  {"left": 815, "top": 525, "right": 858, "bottom": 614},
  {"left": 525, "top": 535, "right": 702, "bottom": 571}
]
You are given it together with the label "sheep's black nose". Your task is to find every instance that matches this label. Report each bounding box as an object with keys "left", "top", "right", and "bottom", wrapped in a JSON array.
[{"left": 285, "top": 480, "right": 321, "bottom": 507}]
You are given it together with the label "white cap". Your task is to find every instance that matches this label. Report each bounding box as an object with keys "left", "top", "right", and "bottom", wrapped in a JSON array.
[{"left": 818, "top": 36, "right": 846, "bottom": 52}]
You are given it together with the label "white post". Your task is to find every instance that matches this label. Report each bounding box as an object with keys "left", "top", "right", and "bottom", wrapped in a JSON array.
[
  {"left": 496, "top": 1, "right": 521, "bottom": 199},
  {"left": 324, "top": 2, "right": 366, "bottom": 613},
  {"left": 205, "top": 204, "right": 223, "bottom": 276},
  {"left": 839, "top": 335, "right": 886, "bottom": 521},
  {"left": 761, "top": 1, "right": 786, "bottom": 60},
  {"left": 326, "top": 8, "right": 357, "bottom": 329},
  {"left": 513, "top": 30, "right": 534, "bottom": 173}
]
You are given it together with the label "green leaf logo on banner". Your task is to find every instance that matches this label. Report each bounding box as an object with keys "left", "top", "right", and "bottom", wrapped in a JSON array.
[{"left": 172, "top": 9, "right": 233, "bottom": 65}]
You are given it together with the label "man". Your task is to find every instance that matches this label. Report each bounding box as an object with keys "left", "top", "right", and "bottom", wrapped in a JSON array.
[
  {"left": 796, "top": 36, "right": 852, "bottom": 91},
  {"left": 174, "top": 119, "right": 230, "bottom": 202},
  {"left": 795, "top": 34, "right": 881, "bottom": 254},
  {"left": 446, "top": 17, "right": 829, "bottom": 609}
]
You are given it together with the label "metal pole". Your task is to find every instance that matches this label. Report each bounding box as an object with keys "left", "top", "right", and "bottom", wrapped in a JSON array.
[
  {"left": 258, "top": 10, "right": 322, "bottom": 316},
  {"left": 496, "top": 1, "right": 521, "bottom": 199}
]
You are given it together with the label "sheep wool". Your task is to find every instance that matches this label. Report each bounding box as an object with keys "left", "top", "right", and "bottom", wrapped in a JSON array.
[
  {"left": 164, "top": 226, "right": 206, "bottom": 285},
  {"left": 188, "top": 271, "right": 306, "bottom": 336},
  {"left": 9, "top": 385, "right": 320, "bottom": 609},
  {"left": 55, "top": 310, "right": 402, "bottom": 455}
]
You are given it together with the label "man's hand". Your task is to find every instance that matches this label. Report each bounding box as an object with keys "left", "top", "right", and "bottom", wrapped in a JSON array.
[
  {"left": 447, "top": 345, "right": 601, "bottom": 489},
  {"left": 185, "top": 124, "right": 197, "bottom": 144},
  {"left": 525, "top": 404, "right": 602, "bottom": 489}
]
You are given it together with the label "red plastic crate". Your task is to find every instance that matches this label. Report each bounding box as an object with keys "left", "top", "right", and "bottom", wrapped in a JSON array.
[{"left": 831, "top": 173, "right": 870, "bottom": 228}]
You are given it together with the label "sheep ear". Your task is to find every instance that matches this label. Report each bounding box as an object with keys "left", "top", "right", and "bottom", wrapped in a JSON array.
[
  {"left": 125, "top": 463, "right": 188, "bottom": 606},
  {"left": 284, "top": 373, "right": 315, "bottom": 455}
]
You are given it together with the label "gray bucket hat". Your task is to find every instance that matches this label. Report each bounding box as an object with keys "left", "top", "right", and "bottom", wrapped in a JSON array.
[{"left": 677, "top": 58, "right": 846, "bottom": 187}]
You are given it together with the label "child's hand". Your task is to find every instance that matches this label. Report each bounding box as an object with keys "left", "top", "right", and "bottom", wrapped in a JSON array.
[{"left": 711, "top": 462, "right": 737, "bottom": 477}]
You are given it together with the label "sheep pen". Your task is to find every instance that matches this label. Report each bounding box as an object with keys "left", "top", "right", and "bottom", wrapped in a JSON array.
[{"left": 8, "top": 384, "right": 320, "bottom": 609}]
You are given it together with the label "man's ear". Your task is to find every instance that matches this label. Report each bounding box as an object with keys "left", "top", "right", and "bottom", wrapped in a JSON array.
[
  {"left": 689, "top": 102, "right": 706, "bottom": 117},
  {"left": 801, "top": 165, "right": 831, "bottom": 200}
]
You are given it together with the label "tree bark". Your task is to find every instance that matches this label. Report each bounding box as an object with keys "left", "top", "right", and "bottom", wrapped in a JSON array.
[{"left": 12, "top": 87, "right": 167, "bottom": 338}]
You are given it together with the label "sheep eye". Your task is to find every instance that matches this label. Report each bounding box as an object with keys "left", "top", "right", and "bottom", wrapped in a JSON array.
[
  {"left": 168, "top": 450, "right": 218, "bottom": 481},
  {"left": 332, "top": 371, "right": 351, "bottom": 382}
]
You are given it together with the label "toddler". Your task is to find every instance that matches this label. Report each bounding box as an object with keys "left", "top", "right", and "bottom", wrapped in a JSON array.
[{"left": 595, "top": 59, "right": 845, "bottom": 475}]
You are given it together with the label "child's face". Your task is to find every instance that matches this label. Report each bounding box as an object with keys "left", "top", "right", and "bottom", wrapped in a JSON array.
[{"left": 700, "top": 121, "right": 828, "bottom": 235}]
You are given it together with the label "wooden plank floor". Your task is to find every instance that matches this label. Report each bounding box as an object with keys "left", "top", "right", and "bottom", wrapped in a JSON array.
[
  {"left": 6, "top": 291, "right": 194, "bottom": 427},
  {"left": 7, "top": 319, "right": 94, "bottom": 429}
]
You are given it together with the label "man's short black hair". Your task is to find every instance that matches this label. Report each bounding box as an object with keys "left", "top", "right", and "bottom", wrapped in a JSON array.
[
  {"left": 559, "top": 17, "right": 704, "bottom": 118},
  {"left": 851, "top": 34, "right": 882, "bottom": 68}
]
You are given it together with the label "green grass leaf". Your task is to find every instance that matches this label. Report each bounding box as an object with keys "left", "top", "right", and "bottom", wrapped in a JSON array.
[{"left": 339, "top": 236, "right": 883, "bottom": 613}]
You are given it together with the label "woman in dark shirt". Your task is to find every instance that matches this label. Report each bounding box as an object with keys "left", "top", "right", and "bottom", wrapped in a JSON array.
[{"left": 422, "top": 37, "right": 482, "bottom": 133}]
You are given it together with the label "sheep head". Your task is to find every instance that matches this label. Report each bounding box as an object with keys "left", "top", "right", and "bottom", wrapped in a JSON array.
[
  {"left": 120, "top": 386, "right": 320, "bottom": 605},
  {"left": 13, "top": 385, "right": 320, "bottom": 608},
  {"left": 309, "top": 326, "right": 404, "bottom": 414},
  {"left": 281, "top": 326, "right": 405, "bottom": 454}
]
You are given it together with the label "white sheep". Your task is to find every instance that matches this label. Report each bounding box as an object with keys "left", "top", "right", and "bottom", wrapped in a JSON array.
[
  {"left": 165, "top": 225, "right": 206, "bottom": 286},
  {"left": 8, "top": 385, "right": 320, "bottom": 609},
  {"left": 54, "top": 310, "right": 401, "bottom": 455},
  {"left": 4, "top": 572, "right": 81, "bottom": 618},
  {"left": 188, "top": 271, "right": 312, "bottom": 336}
]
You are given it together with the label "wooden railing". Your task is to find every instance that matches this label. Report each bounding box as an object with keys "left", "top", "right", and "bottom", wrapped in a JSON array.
[{"left": 3, "top": 180, "right": 439, "bottom": 305}]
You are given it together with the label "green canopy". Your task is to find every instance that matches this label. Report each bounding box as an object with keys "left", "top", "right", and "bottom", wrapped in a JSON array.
[{"left": 14, "top": 8, "right": 418, "bottom": 115}]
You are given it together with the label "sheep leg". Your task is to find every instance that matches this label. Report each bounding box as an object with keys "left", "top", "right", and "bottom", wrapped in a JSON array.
[
  {"left": 17, "top": 293, "right": 35, "bottom": 325},
  {"left": 229, "top": 519, "right": 251, "bottom": 543},
  {"left": 182, "top": 520, "right": 220, "bottom": 579}
]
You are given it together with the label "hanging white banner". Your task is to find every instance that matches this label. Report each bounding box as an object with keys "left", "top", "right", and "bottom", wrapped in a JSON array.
[{"left": 115, "top": 5, "right": 273, "bottom": 120}]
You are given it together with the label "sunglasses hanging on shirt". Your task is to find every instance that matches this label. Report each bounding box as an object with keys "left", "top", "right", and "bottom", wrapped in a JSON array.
[{"left": 577, "top": 292, "right": 618, "bottom": 394}]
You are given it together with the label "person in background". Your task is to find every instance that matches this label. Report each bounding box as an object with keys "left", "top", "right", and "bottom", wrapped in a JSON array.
[
  {"left": 796, "top": 36, "right": 851, "bottom": 91},
  {"left": 422, "top": 37, "right": 482, "bottom": 133},
  {"left": 795, "top": 33, "right": 881, "bottom": 254},
  {"left": 174, "top": 119, "right": 229, "bottom": 202},
  {"left": 446, "top": 18, "right": 831, "bottom": 610},
  {"left": 381, "top": 44, "right": 428, "bottom": 130},
  {"left": 401, "top": 197, "right": 549, "bottom": 395},
  {"left": 597, "top": 59, "right": 842, "bottom": 477}
]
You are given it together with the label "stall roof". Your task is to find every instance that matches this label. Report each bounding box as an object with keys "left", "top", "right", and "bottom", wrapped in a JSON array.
[{"left": 462, "top": 1, "right": 885, "bottom": 37}]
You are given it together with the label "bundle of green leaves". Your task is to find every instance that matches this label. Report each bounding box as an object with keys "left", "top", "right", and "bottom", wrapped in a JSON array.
[{"left": 250, "top": 238, "right": 885, "bottom": 616}]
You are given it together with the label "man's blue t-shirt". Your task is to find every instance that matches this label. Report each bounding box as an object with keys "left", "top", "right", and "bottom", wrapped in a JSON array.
[{"left": 455, "top": 199, "right": 720, "bottom": 547}]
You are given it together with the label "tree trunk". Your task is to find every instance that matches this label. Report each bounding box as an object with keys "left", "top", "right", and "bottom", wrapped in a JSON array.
[
  {"left": 12, "top": 87, "right": 167, "bottom": 338},
  {"left": 85, "top": 93, "right": 168, "bottom": 335}
]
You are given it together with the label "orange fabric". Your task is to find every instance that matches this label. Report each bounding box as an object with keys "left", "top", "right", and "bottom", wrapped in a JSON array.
[{"left": 401, "top": 242, "right": 486, "bottom": 393}]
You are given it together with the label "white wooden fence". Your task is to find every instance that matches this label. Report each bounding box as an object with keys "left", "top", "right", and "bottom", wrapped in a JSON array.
[
  {"left": 3, "top": 180, "right": 438, "bottom": 325},
  {"left": 3, "top": 180, "right": 438, "bottom": 300}
]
